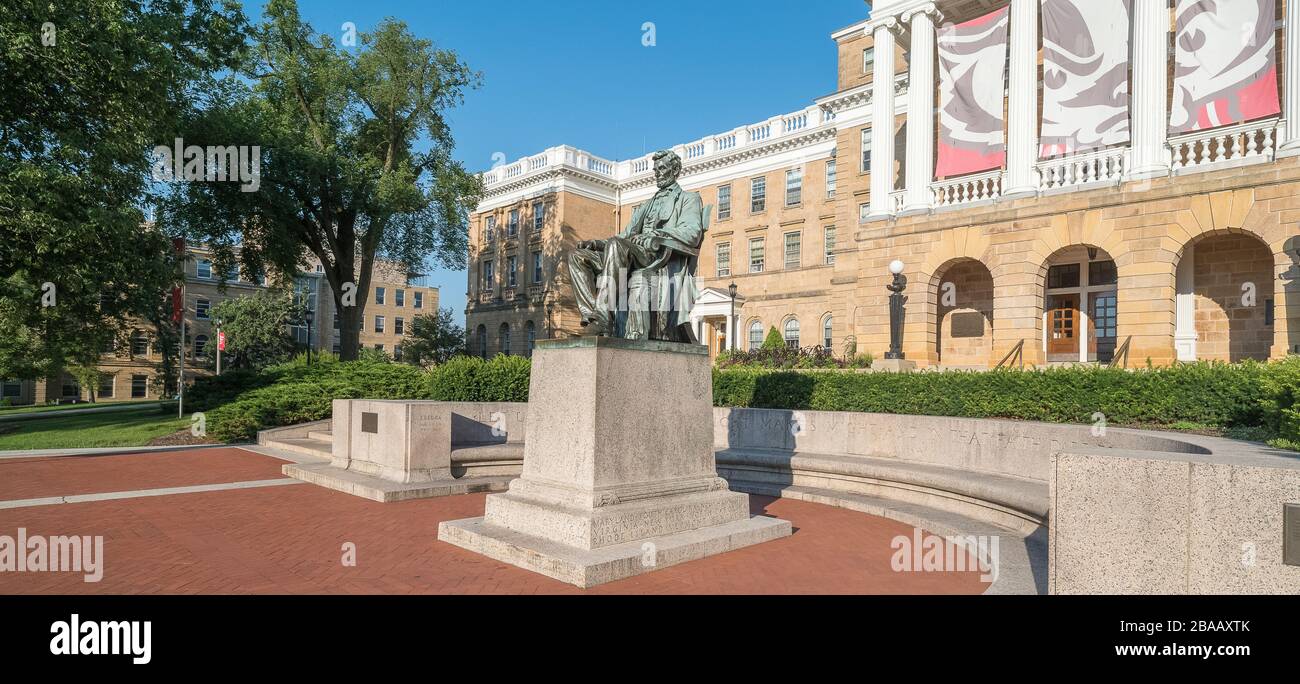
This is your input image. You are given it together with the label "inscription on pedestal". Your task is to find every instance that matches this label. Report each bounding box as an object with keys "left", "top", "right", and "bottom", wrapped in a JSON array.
[{"left": 361, "top": 412, "right": 379, "bottom": 434}]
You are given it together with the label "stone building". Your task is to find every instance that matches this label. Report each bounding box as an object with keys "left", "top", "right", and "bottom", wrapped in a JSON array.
[
  {"left": 468, "top": 0, "right": 1300, "bottom": 368},
  {"left": 6, "top": 245, "right": 437, "bottom": 405}
]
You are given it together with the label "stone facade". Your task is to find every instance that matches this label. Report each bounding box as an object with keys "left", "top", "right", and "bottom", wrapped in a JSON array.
[{"left": 469, "top": 2, "right": 1300, "bottom": 368}]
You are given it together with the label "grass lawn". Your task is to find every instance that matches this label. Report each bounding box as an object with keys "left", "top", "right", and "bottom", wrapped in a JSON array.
[
  {"left": 0, "top": 399, "right": 164, "bottom": 416},
  {"left": 0, "top": 406, "right": 190, "bottom": 450}
]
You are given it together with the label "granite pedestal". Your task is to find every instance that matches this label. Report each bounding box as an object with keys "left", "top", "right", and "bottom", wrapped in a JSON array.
[{"left": 438, "top": 337, "right": 791, "bottom": 587}]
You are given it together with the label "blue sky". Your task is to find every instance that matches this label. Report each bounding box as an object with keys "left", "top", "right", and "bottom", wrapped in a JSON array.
[{"left": 244, "top": 0, "right": 873, "bottom": 324}]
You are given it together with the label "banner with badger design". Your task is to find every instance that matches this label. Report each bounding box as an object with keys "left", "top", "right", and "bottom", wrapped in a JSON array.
[
  {"left": 935, "top": 6, "right": 1009, "bottom": 178},
  {"left": 1170, "top": 0, "right": 1280, "bottom": 134},
  {"left": 1040, "top": 0, "right": 1132, "bottom": 158}
]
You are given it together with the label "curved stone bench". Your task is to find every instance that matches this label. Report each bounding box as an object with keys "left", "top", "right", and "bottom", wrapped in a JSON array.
[{"left": 451, "top": 442, "right": 525, "bottom": 478}]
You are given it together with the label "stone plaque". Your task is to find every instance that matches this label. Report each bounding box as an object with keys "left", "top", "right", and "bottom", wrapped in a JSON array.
[
  {"left": 361, "top": 412, "right": 379, "bottom": 434},
  {"left": 1286, "top": 503, "right": 1300, "bottom": 567},
  {"left": 950, "top": 311, "right": 985, "bottom": 338}
]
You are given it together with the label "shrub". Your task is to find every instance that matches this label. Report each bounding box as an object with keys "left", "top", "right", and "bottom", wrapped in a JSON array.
[
  {"left": 427, "top": 355, "right": 483, "bottom": 401},
  {"left": 474, "top": 354, "right": 531, "bottom": 402},
  {"left": 761, "top": 326, "right": 785, "bottom": 351}
]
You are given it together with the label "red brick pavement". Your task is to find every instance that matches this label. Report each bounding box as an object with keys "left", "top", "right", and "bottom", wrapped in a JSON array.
[
  {"left": 0, "top": 449, "right": 991, "bottom": 594},
  {"left": 0, "top": 448, "right": 288, "bottom": 500}
]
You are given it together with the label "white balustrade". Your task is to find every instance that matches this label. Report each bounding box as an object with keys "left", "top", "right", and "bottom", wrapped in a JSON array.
[
  {"left": 1036, "top": 147, "right": 1127, "bottom": 191},
  {"left": 715, "top": 133, "right": 736, "bottom": 151},
  {"left": 891, "top": 190, "right": 905, "bottom": 213},
  {"left": 782, "top": 112, "right": 808, "bottom": 133},
  {"left": 931, "top": 170, "right": 1002, "bottom": 207},
  {"left": 1168, "top": 118, "right": 1279, "bottom": 172},
  {"left": 685, "top": 142, "right": 706, "bottom": 159}
]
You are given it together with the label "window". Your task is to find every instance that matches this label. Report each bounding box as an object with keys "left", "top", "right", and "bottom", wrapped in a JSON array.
[
  {"left": 196, "top": 299, "right": 210, "bottom": 319},
  {"left": 197, "top": 259, "right": 212, "bottom": 279},
  {"left": 750, "top": 176, "right": 766, "bottom": 213},
  {"left": 507, "top": 255, "right": 517, "bottom": 287},
  {"left": 1047, "top": 263, "right": 1080, "bottom": 289},
  {"left": 395, "top": 317, "right": 404, "bottom": 335},
  {"left": 394, "top": 345, "right": 403, "bottom": 361},
  {"left": 395, "top": 289, "right": 405, "bottom": 307},
  {"left": 784, "top": 232, "right": 801, "bottom": 269},
  {"left": 826, "top": 160, "right": 837, "bottom": 198},
  {"left": 499, "top": 323, "right": 511, "bottom": 356},
  {"left": 716, "top": 242, "right": 731, "bottom": 278},
  {"left": 823, "top": 317, "right": 833, "bottom": 349},
  {"left": 223, "top": 264, "right": 239, "bottom": 282},
  {"left": 333, "top": 312, "right": 340, "bottom": 330},
  {"left": 131, "top": 331, "right": 149, "bottom": 356},
  {"left": 749, "top": 237, "right": 765, "bottom": 273},
  {"left": 131, "top": 375, "right": 148, "bottom": 399},
  {"left": 748, "top": 321, "right": 764, "bottom": 350},
  {"left": 315, "top": 264, "right": 324, "bottom": 273},
  {"left": 194, "top": 335, "right": 208, "bottom": 357},
  {"left": 375, "top": 287, "right": 385, "bottom": 305},
  {"left": 824, "top": 226, "right": 836, "bottom": 265},
  {"left": 1088, "top": 260, "right": 1118, "bottom": 287},
  {"left": 483, "top": 260, "right": 494, "bottom": 290},
  {"left": 532, "top": 251, "right": 543, "bottom": 284},
  {"left": 98, "top": 376, "right": 114, "bottom": 398},
  {"left": 717, "top": 184, "right": 731, "bottom": 220},
  {"left": 374, "top": 315, "right": 385, "bottom": 333},
  {"left": 533, "top": 201, "right": 545, "bottom": 231},
  {"left": 783, "top": 319, "right": 800, "bottom": 349},
  {"left": 526, "top": 321, "right": 537, "bottom": 356},
  {"left": 485, "top": 216, "right": 496, "bottom": 242},
  {"left": 861, "top": 128, "right": 872, "bottom": 172},
  {"left": 476, "top": 325, "right": 488, "bottom": 359},
  {"left": 414, "top": 291, "right": 423, "bottom": 309},
  {"left": 785, "top": 168, "right": 802, "bottom": 207},
  {"left": 863, "top": 47, "right": 875, "bottom": 74},
  {"left": 508, "top": 209, "right": 519, "bottom": 237}
]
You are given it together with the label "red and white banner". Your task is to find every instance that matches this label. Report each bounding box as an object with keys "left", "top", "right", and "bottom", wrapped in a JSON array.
[
  {"left": 936, "top": 6, "right": 1009, "bottom": 178},
  {"left": 1170, "top": 0, "right": 1280, "bottom": 134},
  {"left": 1040, "top": 0, "right": 1132, "bottom": 158}
]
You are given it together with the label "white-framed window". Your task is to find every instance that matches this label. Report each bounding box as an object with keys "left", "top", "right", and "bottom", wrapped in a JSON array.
[
  {"left": 414, "top": 291, "right": 423, "bottom": 309},
  {"left": 532, "top": 201, "right": 545, "bottom": 231},
  {"left": 374, "top": 315, "right": 385, "bottom": 333},
  {"left": 476, "top": 325, "right": 487, "bottom": 358},
  {"left": 508, "top": 209, "right": 519, "bottom": 237},
  {"left": 716, "top": 242, "right": 731, "bottom": 278},
  {"left": 196, "top": 299, "right": 210, "bottom": 319},
  {"left": 395, "top": 289, "right": 405, "bottom": 307},
  {"left": 717, "top": 184, "right": 731, "bottom": 220},
  {"left": 748, "top": 321, "right": 764, "bottom": 350},
  {"left": 499, "top": 323, "right": 511, "bottom": 356},
  {"left": 394, "top": 345, "right": 403, "bottom": 361},
  {"left": 197, "top": 259, "right": 213, "bottom": 279},
  {"left": 375, "top": 287, "right": 385, "bottom": 305},
  {"left": 750, "top": 176, "right": 766, "bottom": 213},
  {"left": 223, "top": 264, "right": 239, "bottom": 282},
  {"left": 863, "top": 47, "right": 874, "bottom": 75},
  {"left": 532, "top": 251, "right": 543, "bottom": 283},
  {"left": 395, "top": 317, "right": 405, "bottom": 335},
  {"left": 785, "top": 168, "right": 802, "bottom": 207},
  {"left": 483, "top": 260, "right": 494, "bottom": 289},
  {"left": 823, "top": 316, "right": 833, "bottom": 349},
  {"left": 784, "top": 232, "right": 801, "bottom": 269},
  {"left": 131, "top": 331, "right": 149, "bottom": 356},
  {"left": 824, "top": 226, "right": 836, "bottom": 265},
  {"left": 485, "top": 215, "right": 496, "bottom": 242},
  {"left": 507, "top": 255, "right": 518, "bottom": 287},
  {"left": 861, "top": 128, "right": 872, "bottom": 172},
  {"left": 783, "top": 318, "right": 800, "bottom": 349},
  {"left": 826, "top": 159, "right": 837, "bottom": 198},
  {"left": 749, "top": 237, "right": 765, "bottom": 274}
]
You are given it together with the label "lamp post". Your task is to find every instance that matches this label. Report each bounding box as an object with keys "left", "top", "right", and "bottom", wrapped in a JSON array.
[
  {"left": 215, "top": 317, "right": 222, "bottom": 375},
  {"left": 885, "top": 259, "right": 907, "bottom": 360},
  {"left": 305, "top": 310, "right": 314, "bottom": 366},
  {"left": 727, "top": 282, "right": 737, "bottom": 351}
]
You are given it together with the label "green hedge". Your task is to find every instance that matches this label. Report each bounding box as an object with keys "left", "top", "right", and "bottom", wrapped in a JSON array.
[{"left": 199, "top": 354, "right": 532, "bottom": 443}]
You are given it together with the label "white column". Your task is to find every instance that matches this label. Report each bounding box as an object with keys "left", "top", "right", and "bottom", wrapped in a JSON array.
[
  {"left": 724, "top": 316, "right": 734, "bottom": 351},
  {"left": 1280, "top": 0, "right": 1300, "bottom": 155},
  {"left": 903, "top": 4, "right": 942, "bottom": 214},
  {"left": 867, "top": 17, "right": 899, "bottom": 220},
  {"left": 1003, "top": 0, "right": 1040, "bottom": 196},
  {"left": 1129, "top": 0, "right": 1171, "bottom": 178},
  {"left": 1174, "top": 246, "right": 1198, "bottom": 360}
]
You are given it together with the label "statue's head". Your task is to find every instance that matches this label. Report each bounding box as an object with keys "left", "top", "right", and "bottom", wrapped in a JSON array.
[{"left": 652, "top": 150, "right": 682, "bottom": 189}]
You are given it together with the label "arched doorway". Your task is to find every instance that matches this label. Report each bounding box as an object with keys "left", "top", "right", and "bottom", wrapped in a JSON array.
[
  {"left": 1041, "top": 245, "right": 1118, "bottom": 363},
  {"left": 1177, "top": 232, "right": 1274, "bottom": 362},
  {"left": 934, "top": 259, "right": 994, "bottom": 367}
]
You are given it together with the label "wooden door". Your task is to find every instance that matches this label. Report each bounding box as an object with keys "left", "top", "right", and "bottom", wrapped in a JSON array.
[{"left": 1048, "top": 294, "right": 1079, "bottom": 356}]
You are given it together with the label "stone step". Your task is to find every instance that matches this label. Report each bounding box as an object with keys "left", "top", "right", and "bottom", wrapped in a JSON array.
[
  {"left": 263, "top": 437, "right": 332, "bottom": 460},
  {"left": 306, "top": 430, "right": 333, "bottom": 442}
]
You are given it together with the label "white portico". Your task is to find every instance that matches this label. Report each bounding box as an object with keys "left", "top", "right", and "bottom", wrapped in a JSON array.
[{"left": 689, "top": 287, "right": 746, "bottom": 359}]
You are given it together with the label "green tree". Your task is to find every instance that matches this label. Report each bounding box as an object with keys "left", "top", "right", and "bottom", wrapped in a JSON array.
[
  {"left": 159, "top": 0, "right": 482, "bottom": 360},
  {"left": 401, "top": 307, "right": 466, "bottom": 367},
  {"left": 761, "top": 326, "right": 786, "bottom": 351},
  {"left": 0, "top": 1, "right": 246, "bottom": 383},
  {"left": 207, "top": 289, "right": 305, "bottom": 370}
]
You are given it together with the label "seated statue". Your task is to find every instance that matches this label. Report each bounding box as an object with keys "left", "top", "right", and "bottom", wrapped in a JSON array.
[{"left": 567, "top": 149, "right": 708, "bottom": 342}]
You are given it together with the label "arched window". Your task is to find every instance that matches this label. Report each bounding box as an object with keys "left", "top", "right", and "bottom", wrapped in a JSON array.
[
  {"left": 783, "top": 319, "right": 800, "bottom": 349},
  {"left": 476, "top": 325, "right": 488, "bottom": 359},
  {"left": 748, "top": 320, "right": 763, "bottom": 350},
  {"left": 499, "top": 323, "right": 511, "bottom": 356},
  {"left": 194, "top": 335, "right": 209, "bottom": 358},
  {"left": 526, "top": 321, "right": 536, "bottom": 356},
  {"left": 822, "top": 316, "right": 833, "bottom": 350}
]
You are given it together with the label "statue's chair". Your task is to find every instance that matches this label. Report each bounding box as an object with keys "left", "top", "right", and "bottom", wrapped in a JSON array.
[{"left": 622, "top": 205, "right": 710, "bottom": 343}]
